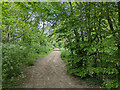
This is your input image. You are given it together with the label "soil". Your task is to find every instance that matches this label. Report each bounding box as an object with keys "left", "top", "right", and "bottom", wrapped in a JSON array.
[{"left": 21, "top": 48, "right": 99, "bottom": 88}]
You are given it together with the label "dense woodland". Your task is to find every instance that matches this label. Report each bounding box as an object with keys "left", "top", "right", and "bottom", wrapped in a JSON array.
[{"left": 1, "top": 1, "right": 120, "bottom": 88}]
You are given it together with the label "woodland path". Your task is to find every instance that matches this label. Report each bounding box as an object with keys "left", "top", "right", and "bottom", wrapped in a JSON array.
[{"left": 21, "top": 48, "right": 98, "bottom": 88}]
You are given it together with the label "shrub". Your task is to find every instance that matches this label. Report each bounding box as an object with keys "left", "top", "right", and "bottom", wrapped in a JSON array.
[
  {"left": 61, "top": 44, "right": 120, "bottom": 88},
  {"left": 2, "top": 43, "right": 52, "bottom": 88},
  {"left": 61, "top": 49, "right": 70, "bottom": 60}
]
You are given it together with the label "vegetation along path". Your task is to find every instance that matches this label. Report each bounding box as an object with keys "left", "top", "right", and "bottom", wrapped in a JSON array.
[{"left": 21, "top": 48, "right": 98, "bottom": 88}]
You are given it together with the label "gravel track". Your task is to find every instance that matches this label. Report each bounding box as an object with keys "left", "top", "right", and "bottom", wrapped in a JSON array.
[{"left": 21, "top": 49, "right": 99, "bottom": 88}]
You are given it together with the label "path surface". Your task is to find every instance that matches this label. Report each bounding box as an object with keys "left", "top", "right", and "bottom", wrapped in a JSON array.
[{"left": 21, "top": 49, "right": 98, "bottom": 88}]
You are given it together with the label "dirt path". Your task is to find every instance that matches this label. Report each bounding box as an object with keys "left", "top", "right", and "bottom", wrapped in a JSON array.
[{"left": 21, "top": 49, "right": 98, "bottom": 88}]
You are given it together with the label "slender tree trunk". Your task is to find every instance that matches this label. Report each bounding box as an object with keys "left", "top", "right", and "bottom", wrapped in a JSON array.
[
  {"left": 107, "top": 16, "right": 114, "bottom": 33},
  {"left": 81, "top": 30, "right": 84, "bottom": 41},
  {"left": 63, "top": 38, "right": 66, "bottom": 50},
  {"left": 93, "top": 3, "right": 98, "bottom": 67},
  {"left": 13, "top": 18, "right": 19, "bottom": 42},
  {"left": 41, "top": 22, "right": 45, "bottom": 35},
  {"left": 98, "top": 2, "right": 103, "bottom": 68},
  {"left": 118, "top": 1, "right": 120, "bottom": 53},
  {"left": 88, "top": 2, "right": 92, "bottom": 43},
  {"left": 6, "top": 25, "right": 10, "bottom": 42},
  {"left": 68, "top": 38, "right": 73, "bottom": 55},
  {"left": 106, "top": 3, "right": 115, "bottom": 36},
  {"left": 118, "top": 2, "right": 120, "bottom": 87}
]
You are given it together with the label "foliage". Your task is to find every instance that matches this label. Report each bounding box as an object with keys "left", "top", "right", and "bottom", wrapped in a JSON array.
[
  {"left": 59, "top": 2, "right": 120, "bottom": 88},
  {"left": 2, "top": 2, "right": 52, "bottom": 88},
  {"left": 2, "top": 43, "right": 51, "bottom": 88},
  {"left": 2, "top": 1, "right": 120, "bottom": 89},
  {"left": 85, "top": 77, "right": 103, "bottom": 86},
  {"left": 61, "top": 49, "right": 70, "bottom": 60}
]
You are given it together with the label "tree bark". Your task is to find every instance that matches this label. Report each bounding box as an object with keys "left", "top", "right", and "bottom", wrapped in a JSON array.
[
  {"left": 13, "top": 18, "right": 19, "bottom": 42},
  {"left": 118, "top": 1, "right": 120, "bottom": 52},
  {"left": 106, "top": 3, "right": 115, "bottom": 36},
  {"left": 6, "top": 25, "right": 10, "bottom": 42},
  {"left": 118, "top": 2, "right": 120, "bottom": 84},
  {"left": 88, "top": 2, "right": 92, "bottom": 43}
]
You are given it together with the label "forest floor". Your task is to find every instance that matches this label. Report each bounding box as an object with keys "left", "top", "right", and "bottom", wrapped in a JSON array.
[{"left": 21, "top": 48, "right": 99, "bottom": 88}]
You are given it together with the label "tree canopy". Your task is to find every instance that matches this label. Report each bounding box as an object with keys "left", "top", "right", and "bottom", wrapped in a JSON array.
[{"left": 1, "top": 1, "right": 120, "bottom": 88}]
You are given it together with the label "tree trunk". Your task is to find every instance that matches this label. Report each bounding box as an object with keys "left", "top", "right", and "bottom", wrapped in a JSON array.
[
  {"left": 81, "top": 30, "right": 84, "bottom": 41},
  {"left": 88, "top": 2, "right": 92, "bottom": 43},
  {"left": 118, "top": 1, "right": 120, "bottom": 53},
  {"left": 118, "top": 2, "right": 120, "bottom": 87},
  {"left": 106, "top": 3, "right": 115, "bottom": 36},
  {"left": 6, "top": 25, "right": 10, "bottom": 42}
]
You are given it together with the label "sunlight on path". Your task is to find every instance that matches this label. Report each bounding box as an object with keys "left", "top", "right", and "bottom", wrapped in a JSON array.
[{"left": 53, "top": 48, "right": 60, "bottom": 51}]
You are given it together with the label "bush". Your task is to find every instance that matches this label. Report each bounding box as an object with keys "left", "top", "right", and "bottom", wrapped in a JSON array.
[
  {"left": 61, "top": 44, "right": 120, "bottom": 88},
  {"left": 2, "top": 43, "right": 52, "bottom": 88},
  {"left": 85, "top": 77, "right": 103, "bottom": 86},
  {"left": 61, "top": 49, "right": 70, "bottom": 60},
  {"left": 2, "top": 43, "right": 26, "bottom": 88}
]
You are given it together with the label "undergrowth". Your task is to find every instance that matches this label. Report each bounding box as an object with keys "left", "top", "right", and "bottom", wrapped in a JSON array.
[
  {"left": 61, "top": 49, "right": 120, "bottom": 88},
  {"left": 2, "top": 43, "right": 52, "bottom": 88}
]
